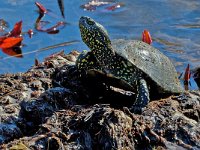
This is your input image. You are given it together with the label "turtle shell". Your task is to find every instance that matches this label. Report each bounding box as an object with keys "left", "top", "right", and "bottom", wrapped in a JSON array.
[{"left": 111, "top": 39, "right": 183, "bottom": 93}]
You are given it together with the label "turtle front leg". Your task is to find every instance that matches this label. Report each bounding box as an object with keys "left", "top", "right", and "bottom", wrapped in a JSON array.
[{"left": 131, "top": 78, "right": 150, "bottom": 114}]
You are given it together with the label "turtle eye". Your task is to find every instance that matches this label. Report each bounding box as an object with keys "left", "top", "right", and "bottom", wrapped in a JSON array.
[{"left": 86, "top": 19, "right": 95, "bottom": 26}]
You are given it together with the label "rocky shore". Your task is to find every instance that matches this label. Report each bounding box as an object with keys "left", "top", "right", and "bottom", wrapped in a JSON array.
[{"left": 0, "top": 50, "right": 199, "bottom": 150}]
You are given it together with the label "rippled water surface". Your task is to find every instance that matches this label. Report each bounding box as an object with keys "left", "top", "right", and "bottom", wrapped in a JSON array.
[{"left": 0, "top": 0, "right": 199, "bottom": 89}]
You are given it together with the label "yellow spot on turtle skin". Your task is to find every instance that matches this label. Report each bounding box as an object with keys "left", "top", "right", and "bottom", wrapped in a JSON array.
[
  {"left": 81, "top": 59, "right": 87, "bottom": 63},
  {"left": 124, "top": 72, "right": 128, "bottom": 76},
  {"left": 130, "top": 68, "right": 134, "bottom": 72},
  {"left": 117, "top": 71, "right": 120, "bottom": 75},
  {"left": 116, "top": 66, "right": 120, "bottom": 69},
  {"left": 126, "top": 69, "right": 130, "bottom": 73},
  {"left": 127, "top": 62, "right": 133, "bottom": 67}
]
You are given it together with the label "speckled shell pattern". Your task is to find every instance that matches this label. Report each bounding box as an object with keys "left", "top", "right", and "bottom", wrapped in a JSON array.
[{"left": 111, "top": 39, "right": 183, "bottom": 93}]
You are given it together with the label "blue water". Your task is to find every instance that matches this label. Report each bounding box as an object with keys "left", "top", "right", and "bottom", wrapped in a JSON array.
[{"left": 0, "top": 0, "right": 199, "bottom": 89}]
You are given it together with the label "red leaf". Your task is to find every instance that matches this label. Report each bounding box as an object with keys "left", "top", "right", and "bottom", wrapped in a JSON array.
[
  {"left": 47, "top": 30, "right": 59, "bottom": 34},
  {"left": 105, "top": 3, "right": 121, "bottom": 11},
  {"left": 0, "top": 37, "right": 23, "bottom": 49},
  {"left": 2, "top": 47, "right": 23, "bottom": 58},
  {"left": 35, "top": 2, "right": 47, "bottom": 14},
  {"left": 9, "top": 21, "right": 22, "bottom": 37},
  {"left": 36, "top": 21, "right": 66, "bottom": 34},
  {"left": 27, "top": 29, "right": 34, "bottom": 38},
  {"left": 142, "top": 29, "right": 152, "bottom": 45},
  {"left": 183, "top": 64, "right": 191, "bottom": 90},
  {"left": 35, "top": 58, "right": 39, "bottom": 66},
  {"left": 0, "top": 37, "right": 5, "bottom": 42},
  {"left": 184, "top": 64, "right": 191, "bottom": 83}
]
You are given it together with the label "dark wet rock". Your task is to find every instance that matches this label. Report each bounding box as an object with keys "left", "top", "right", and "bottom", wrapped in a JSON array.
[
  {"left": 0, "top": 50, "right": 200, "bottom": 149},
  {"left": 0, "top": 51, "right": 74, "bottom": 144}
]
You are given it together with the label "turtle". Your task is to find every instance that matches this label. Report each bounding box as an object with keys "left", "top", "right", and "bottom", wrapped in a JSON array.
[{"left": 76, "top": 16, "right": 183, "bottom": 112}]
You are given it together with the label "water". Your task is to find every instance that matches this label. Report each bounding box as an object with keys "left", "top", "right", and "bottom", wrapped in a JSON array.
[{"left": 0, "top": 0, "right": 199, "bottom": 89}]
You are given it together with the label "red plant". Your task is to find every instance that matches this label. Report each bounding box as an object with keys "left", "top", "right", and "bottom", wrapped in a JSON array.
[
  {"left": 0, "top": 37, "right": 22, "bottom": 49},
  {"left": 27, "top": 29, "right": 34, "bottom": 38},
  {"left": 142, "top": 29, "right": 152, "bottom": 45},
  {"left": 0, "top": 21, "right": 23, "bottom": 58},
  {"left": 35, "top": 2, "right": 66, "bottom": 34},
  {"left": 105, "top": 3, "right": 121, "bottom": 11},
  {"left": 36, "top": 21, "right": 66, "bottom": 34},
  {"left": 35, "top": 2, "right": 47, "bottom": 14},
  {"left": 2, "top": 46, "right": 22, "bottom": 58},
  {"left": 9, "top": 21, "right": 22, "bottom": 37},
  {"left": 184, "top": 64, "right": 191, "bottom": 90}
]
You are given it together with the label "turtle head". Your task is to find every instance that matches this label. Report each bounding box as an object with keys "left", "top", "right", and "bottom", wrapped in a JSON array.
[{"left": 79, "top": 16, "right": 111, "bottom": 51}]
